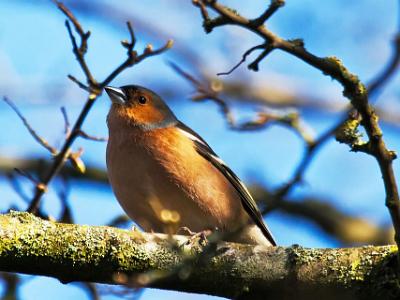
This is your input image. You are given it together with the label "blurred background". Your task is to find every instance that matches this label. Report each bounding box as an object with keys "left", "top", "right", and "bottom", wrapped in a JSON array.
[{"left": 0, "top": 0, "right": 399, "bottom": 299}]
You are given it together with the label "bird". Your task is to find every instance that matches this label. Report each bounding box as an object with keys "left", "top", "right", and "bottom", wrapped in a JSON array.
[{"left": 105, "top": 85, "right": 276, "bottom": 246}]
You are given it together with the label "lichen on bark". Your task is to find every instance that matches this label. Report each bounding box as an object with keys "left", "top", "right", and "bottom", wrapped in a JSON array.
[{"left": 0, "top": 211, "right": 399, "bottom": 299}]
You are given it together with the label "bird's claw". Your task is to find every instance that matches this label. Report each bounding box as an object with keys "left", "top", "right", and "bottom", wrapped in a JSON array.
[{"left": 177, "top": 227, "right": 212, "bottom": 246}]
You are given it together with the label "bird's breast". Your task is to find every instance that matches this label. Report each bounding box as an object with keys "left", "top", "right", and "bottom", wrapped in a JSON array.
[{"left": 106, "top": 127, "right": 246, "bottom": 233}]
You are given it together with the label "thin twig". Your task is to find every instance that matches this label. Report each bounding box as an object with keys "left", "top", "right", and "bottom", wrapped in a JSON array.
[
  {"left": 368, "top": 2, "right": 400, "bottom": 97},
  {"left": 102, "top": 39, "right": 173, "bottom": 86},
  {"left": 14, "top": 168, "right": 47, "bottom": 193},
  {"left": 64, "top": 20, "right": 95, "bottom": 87},
  {"left": 78, "top": 130, "right": 108, "bottom": 142},
  {"left": 60, "top": 107, "right": 71, "bottom": 137},
  {"left": 81, "top": 283, "right": 100, "bottom": 300},
  {"left": 217, "top": 44, "right": 266, "bottom": 75},
  {"left": 367, "top": 34, "right": 400, "bottom": 95},
  {"left": 56, "top": 0, "right": 96, "bottom": 87},
  {"left": 274, "top": 112, "right": 351, "bottom": 199},
  {"left": 3, "top": 97, "right": 57, "bottom": 155},
  {"left": 67, "top": 74, "right": 90, "bottom": 91},
  {"left": 56, "top": 174, "right": 73, "bottom": 224},
  {"left": 6, "top": 172, "right": 30, "bottom": 203},
  {"left": 248, "top": 45, "right": 274, "bottom": 71},
  {"left": 122, "top": 21, "right": 136, "bottom": 50}
]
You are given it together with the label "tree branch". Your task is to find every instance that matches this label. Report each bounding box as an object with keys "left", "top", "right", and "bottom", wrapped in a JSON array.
[
  {"left": 192, "top": 0, "right": 400, "bottom": 250},
  {"left": 23, "top": 1, "right": 172, "bottom": 214},
  {"left": 0, "top": 212, "right": 398, "bottom": 300}
]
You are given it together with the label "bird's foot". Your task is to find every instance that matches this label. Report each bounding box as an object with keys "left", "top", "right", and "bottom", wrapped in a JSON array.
[
  {"left": 177, "top": 226, "right": 197, "bottom": 236},
  {"left": 177, "top": 227, "right": 212, "bottom": 247}
]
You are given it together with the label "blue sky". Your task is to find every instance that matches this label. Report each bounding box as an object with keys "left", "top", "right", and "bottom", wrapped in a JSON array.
[{"left": 0, "top": 1, "right": 399, "bottom": 299}]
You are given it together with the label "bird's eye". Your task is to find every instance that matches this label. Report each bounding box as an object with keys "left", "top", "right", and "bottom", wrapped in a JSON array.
[{"left": 138, "top": 96, "right": 147, "bottom": 105}]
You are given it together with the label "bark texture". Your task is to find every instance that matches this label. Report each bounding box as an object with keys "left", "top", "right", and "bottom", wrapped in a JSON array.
[{"left": 0, "top": 211, "right": 399, "bottom": 300}]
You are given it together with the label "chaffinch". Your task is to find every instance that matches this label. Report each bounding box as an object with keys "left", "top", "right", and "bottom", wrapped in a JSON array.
[{"left": 105, "top": 85, "right": 276, "bottom": 246}]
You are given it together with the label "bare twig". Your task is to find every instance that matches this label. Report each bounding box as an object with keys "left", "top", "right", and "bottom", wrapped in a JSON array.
[
  {"left": 60, "top": 106, "right": 71, "bottom": 137},
  {"left": 25, "top": 1, "right": 172, "bottom": 214},
  {"left": 101, "top": 25, "right": 173, "bottom": 87},
  {"left": 217, "top": 44, "right": 266, "bottom": 75},
  {"left": 251, "top": 0, "right": 285, "bottom": 27},
  {"left": 80, "top": 283, "right": 100, "bottom": 300},
  {"left": 170, "top": 62, "right": 314, "bottom": 143},
  {"left": 3, "top": 97, "right": 57, "bottom": 155},
  {"left": 193, "top": 0, "right": 400, "bottom": 249},
  {"left": 248, "top": 45, "right": 275, "bottom": 71},
  {"left": 57, "top": 1, "right": 96, "bottom": 87},
  {"left": 6, "top": 172, "right": 30, "bottom": 203},
  {"left": 14, "top": 168, "right": 47, "bottom": 194},
  {"left": 368, "top": 34, "right": 400, "bottom": 95},
  {"left": 56, "top": 175, "right": 73, "bottom": 224},
  {"left": 67, "top": 74, "right": 89, "bottom": 91},
  {"left": 274, "top": 111, "right": 351, "bottom": 198},
  {"left": 78, "top": 130, "right": 108, "bottom": 142},
  {"left": 169, "top": 61, "right": 235, "bottom": 125},
  {"left": 3, "top": 97, "right": 90, "bottom": 176}
]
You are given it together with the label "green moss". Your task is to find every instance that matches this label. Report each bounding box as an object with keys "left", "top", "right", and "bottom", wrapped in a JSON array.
[
  {"left": 0, "top": 212, "right": 155, "bottom": 272},
  {"left": 323, "top": 56, "right": 367, "bottom": 103},
  {"left": 288, "top": 245, "right": 324, "bottom": 266},
  {"left": 287, "top": 244, "right": 400, "bottom": 298},
  {"left": 325, "top": 246, "right": 399, "bottom": 297},
  {"left": 335, "top": 117, "right": 364, "bottom": 147}
]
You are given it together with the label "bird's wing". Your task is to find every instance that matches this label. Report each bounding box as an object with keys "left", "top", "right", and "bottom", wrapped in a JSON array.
[{"left": 176, "top": 121, "right": 276, "bottom": 246}]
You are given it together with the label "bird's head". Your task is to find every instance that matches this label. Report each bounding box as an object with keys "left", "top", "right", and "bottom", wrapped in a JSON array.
[{"left": 105, "top": 85, "right": 177, "bottom": 131}]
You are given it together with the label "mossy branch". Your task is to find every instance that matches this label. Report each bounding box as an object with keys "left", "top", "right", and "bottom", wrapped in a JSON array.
[{"left": 0, "top": 212, "right": 399, "bottom": 300}]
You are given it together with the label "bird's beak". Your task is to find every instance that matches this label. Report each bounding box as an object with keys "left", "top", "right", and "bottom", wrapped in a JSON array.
[{"left": 105, "top": 86, "right": 126, "bottom": 105}]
